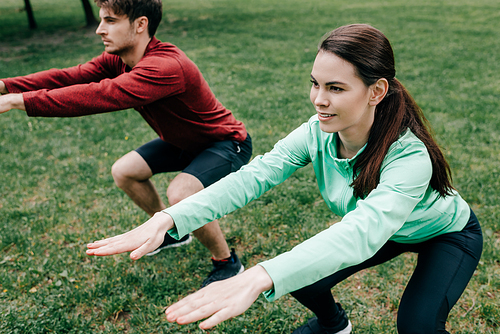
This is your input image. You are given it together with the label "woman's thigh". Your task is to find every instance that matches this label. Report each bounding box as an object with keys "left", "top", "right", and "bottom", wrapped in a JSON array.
[
  {"left": 292, "top": 240, "right": 410, "bottom": 299},
  {"left": 397, "top": 214, "right": 483, "bottom": 333}
]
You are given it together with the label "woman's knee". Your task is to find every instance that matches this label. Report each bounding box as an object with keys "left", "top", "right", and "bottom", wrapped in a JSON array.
[
  {"left": 397, "top": 321, "right": 443, "bottom": 334},
  {"left": 397, "top": 303, "right": 448, "bottom": 334},
  {"left": 290, "top": 283, "right": 322, "bottom": 301}
]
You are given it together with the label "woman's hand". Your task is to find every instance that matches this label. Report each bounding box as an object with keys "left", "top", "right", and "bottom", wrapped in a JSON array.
[
  {"left": 86, "top": 211, "right": 175, "bottom": 260},
  {"left": 165, "top": 265, "right": 274, "bottom": 330}
]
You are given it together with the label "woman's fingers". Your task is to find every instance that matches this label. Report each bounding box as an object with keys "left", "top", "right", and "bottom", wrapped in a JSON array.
[
  {"left": 129, "top": 238, "right": 157, "bottom": 260},
  {"left": 86, "top": 234, "right": 142, "bottom": 256},
  {"left": 166, "top": 266, "right": 274, "bottom": 329},
  {"left": 168, "top": 287, "right": 232, "bottom": 323},
  {"left": 198, "top": 307, "right": 237, "bottom": 329},
  {"left": 166, "top": 285, "right": 254, "bottom": 328},
  {"left": 86, "top": 212, "right": 174, "bottom": 259}
]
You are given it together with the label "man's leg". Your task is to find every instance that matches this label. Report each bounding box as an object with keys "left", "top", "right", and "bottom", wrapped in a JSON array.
[
  {"left": 111, "top": 150, "right": 166, "bottom": 216},
  {"left": 111, "top": 146, "right": 237, "bottom": 261},
  {"left": 112, "top": 149, "right": 192, "bottom": 251},
  {"left": 167, "top": 172, "right": 230, "bottom": 260},
  {"left": 113, "top": 136, "right": 251, "bottom": 286},
  {"left": 172, "top": 137, "right": 251, "bottom": 286}
]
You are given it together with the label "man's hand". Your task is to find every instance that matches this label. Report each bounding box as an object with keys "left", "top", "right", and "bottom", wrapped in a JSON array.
[
  {"left": 86, "top": 211, "right": 175, "bottom": 260},
  {"left": 0, "top": 93, "right": 25, "bottom": 114},
  {"left": 0, "top": 80, "right": 7, "bottom": 94},
  {"left": 165, "top": 265, "right": 274, "bottom": 330}
]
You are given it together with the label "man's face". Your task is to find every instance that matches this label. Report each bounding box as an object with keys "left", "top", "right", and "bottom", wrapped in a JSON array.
[{"left": 95, "top": 7, "right": 137, "bottom": 56}]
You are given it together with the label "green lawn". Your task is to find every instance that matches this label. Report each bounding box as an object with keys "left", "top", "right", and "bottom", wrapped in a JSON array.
[{"left": 1, "top": 0, "right": 499, "bottom": 333}]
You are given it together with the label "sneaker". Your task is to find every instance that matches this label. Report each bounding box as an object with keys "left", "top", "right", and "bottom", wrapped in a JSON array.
[
  {"left": 292, "top": 318, "right": 352, "bottom": 334},
  {"left": 145, "top": 233, "right": 192, "bottom": 256},
  {"left": 200, "top": 248, "right": 244, "bottom": 288}
]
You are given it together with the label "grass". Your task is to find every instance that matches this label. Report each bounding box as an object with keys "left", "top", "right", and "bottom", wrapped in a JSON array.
[{"left": 1, "top": 0, "right": 499, "bottom": 333}]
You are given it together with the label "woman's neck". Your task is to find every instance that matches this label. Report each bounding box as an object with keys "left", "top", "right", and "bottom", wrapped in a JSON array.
[{"left": 337, "top": 133, "right": 367, "bottom": 159}]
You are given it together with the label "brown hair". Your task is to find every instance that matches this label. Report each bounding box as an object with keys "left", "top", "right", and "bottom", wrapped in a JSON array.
[
  {"left": 94, "top": 0, "right": 162, "bottom": 37},
  {"left": 319, "top": 24, "right": 454, "bottom": 198}
]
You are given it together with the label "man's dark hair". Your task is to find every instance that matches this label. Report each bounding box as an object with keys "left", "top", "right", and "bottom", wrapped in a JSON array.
[{"left": 94, "top": 0, "right": 162, "bottom": 37}]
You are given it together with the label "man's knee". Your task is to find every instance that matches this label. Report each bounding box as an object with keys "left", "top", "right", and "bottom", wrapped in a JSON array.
[
  {"left": 166, "top": 184, "right": 191, "bottom": 205},
  {"left": 111, "top": 160, "right": 128, "bottom": 187},
  {"left": 111, "top": 151, "right": 152, "bottom": 187},
  {"left": 166, "top": 173, "right": 204, "bottom": 205},
  {"left": 166, "top": 191, "right": 182, "bottom": 206}
]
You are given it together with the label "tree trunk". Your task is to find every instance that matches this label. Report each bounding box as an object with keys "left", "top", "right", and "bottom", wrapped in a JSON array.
[
  {"left": 24, "top": 0, "right": 37, "bottom": 29},
  {"left": 81, "top": 0, "right": 98, "bottom": 27}
]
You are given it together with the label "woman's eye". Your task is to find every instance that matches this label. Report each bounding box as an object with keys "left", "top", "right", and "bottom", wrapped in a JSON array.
[
  {"left": 310, "top": 80, "right": 319, "bottom": 87},
  {"left": 330, "top": 86, "right": 343, "bottom": 92}
]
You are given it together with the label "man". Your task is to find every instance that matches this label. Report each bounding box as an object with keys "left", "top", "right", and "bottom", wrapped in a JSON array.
[{"left": 0, "top": 0, "right": 252, "bottom": 287}]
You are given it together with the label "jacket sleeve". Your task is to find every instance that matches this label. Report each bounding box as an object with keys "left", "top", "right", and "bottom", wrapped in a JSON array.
[
  {"left": 259, "top": 139, "right": 433, "bottom": 301},
  {"left": 163, "top": 123, "right": 312, "bottom": 239}
]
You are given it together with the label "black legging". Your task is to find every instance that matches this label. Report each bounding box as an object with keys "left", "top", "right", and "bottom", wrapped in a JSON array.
[{"left": 290, "top": 209, "right": 483, "bottom": 334}]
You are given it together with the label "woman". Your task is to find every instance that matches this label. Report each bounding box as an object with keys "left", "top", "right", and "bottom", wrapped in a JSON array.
[{"left": 87, "top": 24, "right": 483, "bottom": 334}]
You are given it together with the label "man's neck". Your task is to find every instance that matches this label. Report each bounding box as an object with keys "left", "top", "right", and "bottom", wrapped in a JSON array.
[{"left": 120, "top": 36, "right": 152, "bottom": 68}]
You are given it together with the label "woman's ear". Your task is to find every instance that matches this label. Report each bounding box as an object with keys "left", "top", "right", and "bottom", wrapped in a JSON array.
[{"left": 369, "top": 78, "right": 389, "bottom": 106}]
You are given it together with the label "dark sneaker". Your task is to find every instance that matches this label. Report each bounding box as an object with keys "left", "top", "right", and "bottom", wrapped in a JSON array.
[
  {"left": 293, "top": 303, "right": 352, "bottom": 334},
  {"left": 145, "top": 233, "right": 192, "bottom": 256},
  {"left": 292, "top": 318, "right": 352, "bottom": 334},
  {"left": 200, "top": 248, "right": 244, "bottom": 288}
]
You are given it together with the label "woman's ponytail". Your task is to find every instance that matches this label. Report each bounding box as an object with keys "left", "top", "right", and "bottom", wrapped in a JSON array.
[{"left": 320, "top": 25, "right": 455, "bottom": 198}]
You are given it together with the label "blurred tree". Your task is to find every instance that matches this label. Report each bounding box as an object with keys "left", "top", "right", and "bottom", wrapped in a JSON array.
[
  {"left": 23, "top": 0, "right": 98, "bottom": 30},
  {"left": 24, "top": 0, "right": 36, "bottom": 29},
  {"left": 81, "top": 0, "right": 98, "bottom": 27}
]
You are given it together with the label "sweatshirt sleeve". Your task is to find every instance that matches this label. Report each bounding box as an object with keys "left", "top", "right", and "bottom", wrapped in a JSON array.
[
  {"left": 163, "top": 123, "right": 312, "bottom": 239},
  {"left": 8, "top": 53, "right": 185, "bottom": 117},
  {"left": 259, "top": 138, "right": 433, "bottom": 301},
  {"left": 3, "top": 53, "right": 114, "bottom": 94}
]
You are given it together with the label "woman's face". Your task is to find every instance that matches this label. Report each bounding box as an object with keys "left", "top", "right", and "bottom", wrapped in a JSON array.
[{"left": 310, "top": 51, "right": 376, "bottom": 142}]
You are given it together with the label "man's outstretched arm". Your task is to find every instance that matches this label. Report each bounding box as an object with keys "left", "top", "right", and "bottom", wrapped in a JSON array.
[
  {"left": 0, "top": 92, "right": 25, "bottom": 114},
  {"left": 0, "top": 80, "right": 7, "bottom": 94}
]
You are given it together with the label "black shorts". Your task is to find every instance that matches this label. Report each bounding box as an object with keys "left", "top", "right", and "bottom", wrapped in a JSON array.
[{"left": 135, "top": 134, "right": 252, "bottom": 188}]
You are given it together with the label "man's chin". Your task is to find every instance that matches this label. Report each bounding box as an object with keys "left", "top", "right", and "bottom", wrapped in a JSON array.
[
  {"left": 104, "top": 47, "right": 117, "bottom": 55},
  {"left": 104, "top": 46, "right": 131, "bottom": 57}
]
